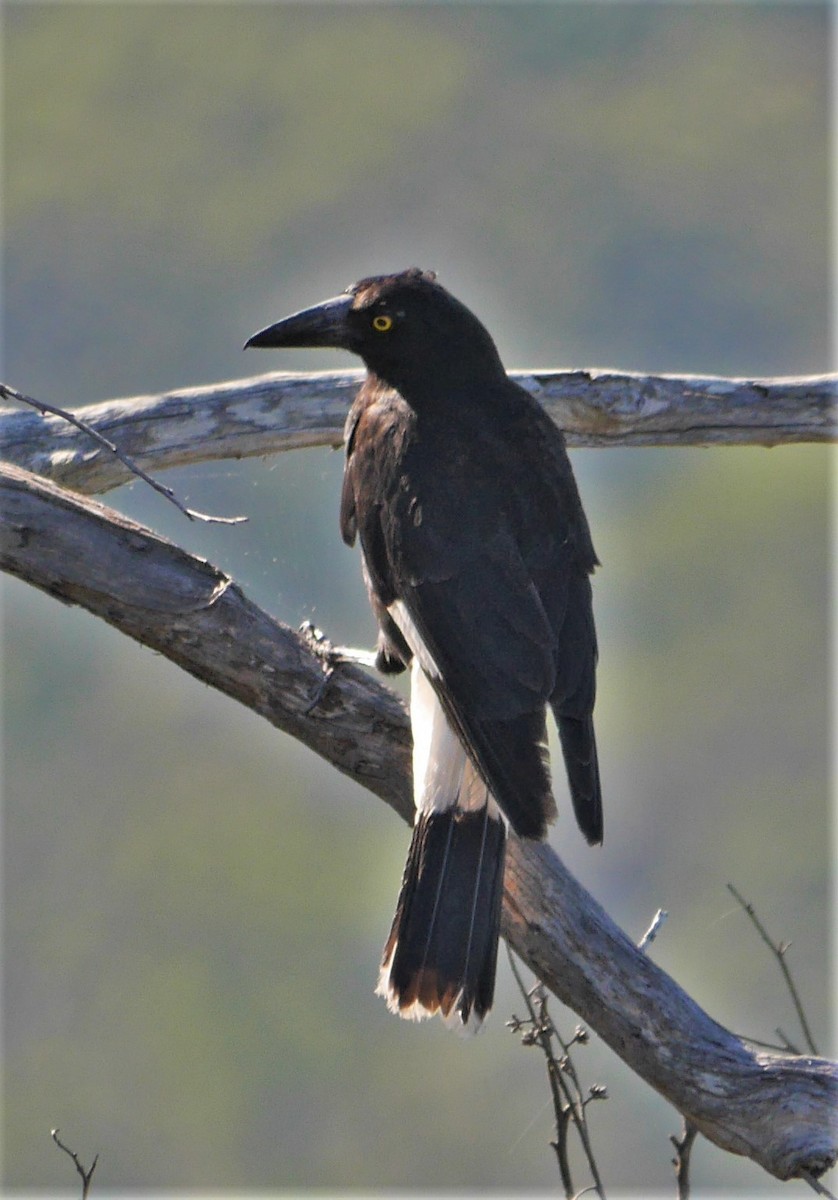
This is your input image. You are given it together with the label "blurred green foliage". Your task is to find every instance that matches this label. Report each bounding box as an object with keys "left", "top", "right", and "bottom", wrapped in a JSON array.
[{"left": 3, "top": 3, "right": 832, "bottom": 1195}]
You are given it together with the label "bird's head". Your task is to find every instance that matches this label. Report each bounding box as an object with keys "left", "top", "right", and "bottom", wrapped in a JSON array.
[{"left": 245, "top": 268, "right": 505, "bottom": 394}]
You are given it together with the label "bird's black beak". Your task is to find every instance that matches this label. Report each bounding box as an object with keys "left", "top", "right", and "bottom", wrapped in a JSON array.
[{"left": 244, "top": 293, "right": 354, "bottom": 352}]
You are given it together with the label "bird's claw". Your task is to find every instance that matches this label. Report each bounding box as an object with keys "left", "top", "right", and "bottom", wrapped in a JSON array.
[
  {"left": 298, "top": 621, "right": 378, "bottom": 713},
  {"left": 299, "top": 621, "right": 337, "bottom": 713}
]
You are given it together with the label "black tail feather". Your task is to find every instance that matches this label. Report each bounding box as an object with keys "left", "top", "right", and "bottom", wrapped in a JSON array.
[
  {"left": 557, "top": 714, "right": 603, "bottom": 845},
  {"left": 378, "top": 807, "right": 506, "bottom": 1030}
]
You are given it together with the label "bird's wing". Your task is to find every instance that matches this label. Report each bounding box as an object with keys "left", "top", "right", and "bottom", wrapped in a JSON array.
[
  {"left": 343, "top": 384, "right": 585, "bottom": 838},
  {"left": 387, "top": 524, "right": 562, "bottom": 839}
]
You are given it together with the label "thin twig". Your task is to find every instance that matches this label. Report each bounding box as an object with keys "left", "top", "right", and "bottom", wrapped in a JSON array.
[
  {"left": 51, "top": 1129, "right": 98, "bottom": 1199},
  {"left": 0, "top": 382, "right": 247, "bottom": 525},
  {"left": 801, "top": 1168, "right": 838, "bottom": 1197},
  {"left": 643, "top": 917, "right": 700, "bottom": 1196},
  {"left": 670, "top": 1119, "right": 698, "bottom": 1199},
  {"left": 726, "top": 883, "right": 819, "bottom": 1055},
  {"left": 740, "top": 1032, "right": 804, "bottom": 1054},
  {"left": 775, "top": 1026, "right": 803, "bottom": 1056},
  {"left": 638, "top": 908, "right": 669, "bottom": 952},
  {"left": 507, "top": 946, "right": 607, "bottom": 1199},
  {"left": 507, "top": 955, "right": 577, "bottom": 1195}
]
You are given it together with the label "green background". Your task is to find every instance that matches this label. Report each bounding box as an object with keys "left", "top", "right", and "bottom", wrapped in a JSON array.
[{"left": 3, "top": 3, "right": 832, "bottom": 1195}]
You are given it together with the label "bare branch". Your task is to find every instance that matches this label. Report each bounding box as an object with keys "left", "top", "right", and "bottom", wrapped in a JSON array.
[
  {"left": 502, "top": 838, "right": 836, "bottom": 1184},
  {"left": 670, "top": 1120, "right": 698, "bottom": 1200},
  {"left": 0, "top": 368, "right": 834, "bottom": 498},
  {"left": 638, "top": 908, "right": 669, "bottom": 952},
  {"left": 507, "top": 947, "right": 607, "bottom": 1200},
  {"left": 51, "top": 1129, "right": 98, "bottom": 1200},
  {"left": 802, "top": 1168, "right": 838, "bottom": 1198},
  {"left": 726, "top": 882, "right": 819, "bottom": 1056},
  {"left": 0, "top": 461, "right": 411, "bottom": 814},
  {"left": 3, "top": 461, "right": 835, "bottom": 1187}
]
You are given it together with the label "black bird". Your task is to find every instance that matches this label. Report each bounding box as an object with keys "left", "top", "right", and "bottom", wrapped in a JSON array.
[{"left": 246, "top": 269, "right": 602, "bottom": 1031}]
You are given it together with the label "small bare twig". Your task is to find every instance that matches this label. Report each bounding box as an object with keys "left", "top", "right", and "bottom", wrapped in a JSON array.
[
  {"left": 638, "top": 908, "right": 669, "bottom": 952},
  {"left": 0, "top": 382, "right": 246, "bottom": 526},
  {"left": 51, "top": 1129, "right": 98, "bottom": 1199},
  {"left": 639, "top": 908, "right": 702, "bottom": 1197},
  {"left": 801, "top": 1168, "right": 838, "bottom": 1197},
  {"left": 671, "top": 1119, "right": 698, "bottom": 1199},
  {"left": 775, "top": 1026, "right": 803, "bottom": 1056},
  {"left": 726, "top": 882, "right": 819, "bottom": 1055},
  {"left": 507, "top": 946, "right": 607, "bottom": 1200}
]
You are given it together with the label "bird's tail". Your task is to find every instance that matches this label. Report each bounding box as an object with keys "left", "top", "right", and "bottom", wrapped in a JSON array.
[
  {"left": 376, "top": 792, "right": 506, "bottom": 1034},
  {"left": 557, "top": 714, "right": 603, "bottom": 846}
]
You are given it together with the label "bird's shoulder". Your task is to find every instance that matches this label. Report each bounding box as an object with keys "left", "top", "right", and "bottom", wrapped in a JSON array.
[
  {"left": 344, "top": 378, "right": 415, "bottom": 465},
  {"left": 341, "top": 374, "right": 596, "bottom": 576},
  {"left": 341, "top": 380, "right": 414, "bottom": 546}
]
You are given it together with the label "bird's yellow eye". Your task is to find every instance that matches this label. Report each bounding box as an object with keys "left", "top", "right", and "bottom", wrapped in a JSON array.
[{"left": 372, "top": 314, "right": 393, "bottom": 332}]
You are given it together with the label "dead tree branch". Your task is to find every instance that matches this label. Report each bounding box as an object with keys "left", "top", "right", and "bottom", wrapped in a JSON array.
[
  {"left": 727, "top": 882, "right": 820, "bottom": 1056},
  {"left": 507, "top": 948, "right": 608, "bottom": 1199},
  {"left": 671, "top": 1120, "right": 699, "bottom": 1200},
  {"left": 2, "top": 460, "right": 835, "bottom": 1186},
  {"left": 0, "top": 368, "right": 834, "bottom": 498},
  {"left": 51, "top": 1129, "right": 98, "bottom": 1200},
  {"left": 0, "top": 461, "right": 409, "bottom": 814}
]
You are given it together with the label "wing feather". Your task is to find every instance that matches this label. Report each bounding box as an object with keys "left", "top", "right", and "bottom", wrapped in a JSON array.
[
  {"left": 387, "top": 530, "right": 559, "bottom": 838},
  {"left": 344, "top": 378, "right": 598, "bottom": 841}
]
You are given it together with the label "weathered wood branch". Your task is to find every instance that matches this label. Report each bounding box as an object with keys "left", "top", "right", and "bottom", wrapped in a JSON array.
[
  {"left": 2, "top": 459, "right": 835, "bottom": 1185},
  {"left": 0, "top": 368, "right": 834, "bottom": 497},
  {"left": 0, "top": 461, "right": 410, "bottom": 811}
]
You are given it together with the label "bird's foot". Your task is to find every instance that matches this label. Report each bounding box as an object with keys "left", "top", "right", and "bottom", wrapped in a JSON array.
[{"left": 298, "top": 620, "right": 377, "bottom": 713}]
